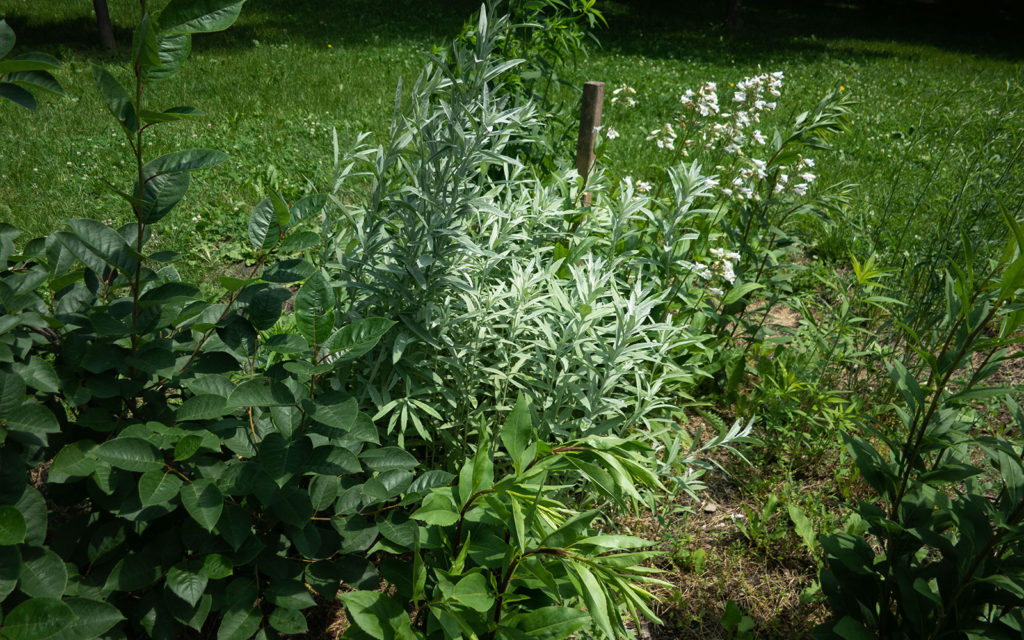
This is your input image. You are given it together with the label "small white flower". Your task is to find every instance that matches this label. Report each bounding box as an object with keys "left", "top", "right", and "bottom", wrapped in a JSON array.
[
  {"left": 792, "top": 183, "right": 809, "bottom": 196},
  {"left": 709, "top": 287, "right": 724, "bottom": 297},
  {"left": 800, "top": 172, "right": 816, "bottom": 182},
  {"left": 637, "top": 180, "right": 653, "bottom": 193},
  {"left": 606, "top": 127, "right": 619, "bottom": 140},
  {"left": 752, "top": 129, "right": 766, "bottom": 145}
]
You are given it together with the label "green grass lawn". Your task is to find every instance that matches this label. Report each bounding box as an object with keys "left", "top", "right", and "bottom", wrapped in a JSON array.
[
  {"left": 2, "top": 1, "right": 1022, "bottom": 637},
  {"left": 3, "top": 0, "right": 1021, "bottom": 276}
]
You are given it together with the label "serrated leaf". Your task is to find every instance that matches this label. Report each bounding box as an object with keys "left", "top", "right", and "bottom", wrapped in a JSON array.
[
  {"left": 290, "top": 194, "right": 328, "bottom": 222},
  {"left": 181, "top": 479, "right": 223, "bottom": 531},
  {"left": 52, "top": 597, "right": 124, "bottom": 640},
  {"left": 216, "top": 607, "right": 262, "bottom": 640},
  {"left": 136, "top": 170, "right": 190, "bottom": 223},
  {"left": 5, "top": 403, "right": 60, "bottom": 437}
]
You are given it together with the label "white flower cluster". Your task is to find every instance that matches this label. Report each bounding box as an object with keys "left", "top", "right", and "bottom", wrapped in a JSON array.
[
  {"left": 689, "top": 247, "right": 741, "bottom": 296},
  {"left": 645, "top": 123, "right": 677, "bottom": 151},
  {"left": 611, "top": 84, "right": 638, "bottom": 107}
]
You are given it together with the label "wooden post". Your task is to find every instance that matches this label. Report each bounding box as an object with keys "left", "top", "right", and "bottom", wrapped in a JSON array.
[{"left": 575, "top": 81, "right": 605, "bottom": 207}]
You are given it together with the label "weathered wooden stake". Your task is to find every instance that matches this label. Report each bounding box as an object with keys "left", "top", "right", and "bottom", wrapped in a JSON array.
[{"left": 575, "top": 81, "right": 605, "bottom": 207}]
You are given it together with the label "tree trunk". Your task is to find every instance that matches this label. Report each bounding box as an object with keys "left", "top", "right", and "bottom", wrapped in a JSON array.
[
  {"left": 725, "top": 0, "right": 743, "bottom": 31},
  {"left": 93, "top": 0, "right": 117, "bottom": 51}
]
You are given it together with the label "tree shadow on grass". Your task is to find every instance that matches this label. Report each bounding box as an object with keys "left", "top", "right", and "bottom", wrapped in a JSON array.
[
  {"left": 4, "top": 0, "right": 483, "bottom": 60},
  {"left": 599, "top": 0, "right": 1024, "bottom": 64}
]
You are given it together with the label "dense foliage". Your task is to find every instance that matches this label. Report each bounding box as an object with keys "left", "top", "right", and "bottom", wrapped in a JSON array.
[{"left": 1, "top": 0, "right": 1022, "bottom": 639}]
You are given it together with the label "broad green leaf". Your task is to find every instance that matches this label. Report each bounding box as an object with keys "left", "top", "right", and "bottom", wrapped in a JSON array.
[
  {"left": 19, "top": 548, "right": 67, "bottom": 598},
  {"left": 0, "top": 52, "right": 61, "bottom": 73},
  {"left": 201, "top": 553, "right": 233, "bottom": 580},
  {"left": 310, "top": 395, "right": 358, "bottom": 432},
  {"left": 138, "top": 469, "right": 183, "bottom": 506},
  {"left": 15, "top": 486, "right": 46, "bottom": 546},
  {"left": 216, "top": 607, "right": 262, "bottom": 640},
  {"left": 247, "top": 197, "right": 278, "bottom": 251},
  {"left": 294, "top": 272, "right": 335, "bottom": 346},
  {"left": 340, "top": 590, "right": 415, "bottom": 639},
  {"left": 508, "top": 606, "right": 590, "bottom": 638},
  {"left": 0, "top": 545, "right": 21, "bottom": 599},
  {"left": 177, "top": 394, "right": 229, "bottom": 421},
  {"left": 143, "top": 148, "right": 228, "bottom": 178},
  {"left": 95, "top": 437, "right": 164, "bottom": 472},
  {"left": 0, "top": 82, "right": 35, "bottom": 109},
  {"left": 290, "top": 194, "right": 328, "bottom": 222},
  {"left": 0, "top": 20, "right": 14, "bottom": 58},
  {"left": 14, "top": 357, "right": 60, "bottom": 394},
  {"left": 227, "top": 379, "right": 295, "bottom": 408},
  {"left": 148, "top": 32, "right": 191, "bottom": 81},
  {"left": 278, "top": 230, "right": 321, "bottom": 252},
  {"left": 1, "top": 598, "right": 75, "bottom": 640},
  {"left": 452, "top": 572, "right": 493, "bottom": 612},
  {"left": 269, "top": 607, "right": 308, "bottom": 634},
  {"left": 0, "top": 504, "right": 26, "bottom": 545},
  {"left": 166, "top": 563, "right": 208, "bottom": 607},
  {"left": 136, "top": 170, "right": 189, "bottom": 223},
  {"left": 174, "top": 434, "right": 204, "bottom": 461},
  {"left": 64, "top": 218, "right": 139, "bottom": 275},
  {"left": 131, "top": 13, "right": 161, "bottom": 70},
  {"left": 51, "top": 598, "right": 125, "bottom": 640},
  {"left": 238, "top": 282, "right": 292, "bottom": 330},
  {"left": 181, "top": 479, "right": 223, "bottom": 531},
  {"left": 722, "top": 281, "right": 763, "bottom": 306},
  {"left": 266, "top": 579, "right": 316, "bottom": 610},
  {"left": 139, "top": 106, "right": 202, "bottom": 123},
  {"left": 6, "top": 70, "right": 65, "bottom": 97},
  {"left": 262, "top": 258, "right": 314, "bottom": 283},
  {"left": 160, "top": 0, "right": 245, "bottom": 35},
  {"left": 360, "top": 446, "right": 419, "bottom": 472},
  {"left": 407, "top": 469, "right": 454, "bottom": 495},
  {"left": 324, "top": 317, "right": 396, "bottom": 361},
  {"left": 410, "top": 491, "right": 459, "bottom": 526},
  {"left": 501, "top": 394, "right": 532, "bottom": 473},
  {"left": 5, "top": 403, "right": 60, "bottom": 437},
  {"left": 91, "top": 65, "right": 136, "bottom": 134}
]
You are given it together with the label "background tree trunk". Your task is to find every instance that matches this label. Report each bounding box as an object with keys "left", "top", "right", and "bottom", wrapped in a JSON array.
[
  {"left": 725, "top": 0, "right": 743, "bottom": 31},
  {"left": 93, "top": 0, "right": 117, "bottom": 50}
]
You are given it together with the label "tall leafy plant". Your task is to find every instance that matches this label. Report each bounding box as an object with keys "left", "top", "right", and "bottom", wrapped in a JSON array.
[{"left": 815, "top": 215, "right": 1024, "bottom": 639}]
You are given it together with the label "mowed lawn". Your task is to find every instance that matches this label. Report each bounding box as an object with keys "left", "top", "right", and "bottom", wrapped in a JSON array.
[{"left": 2, "top": 0, "right": 1021, "bottom": 275}]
